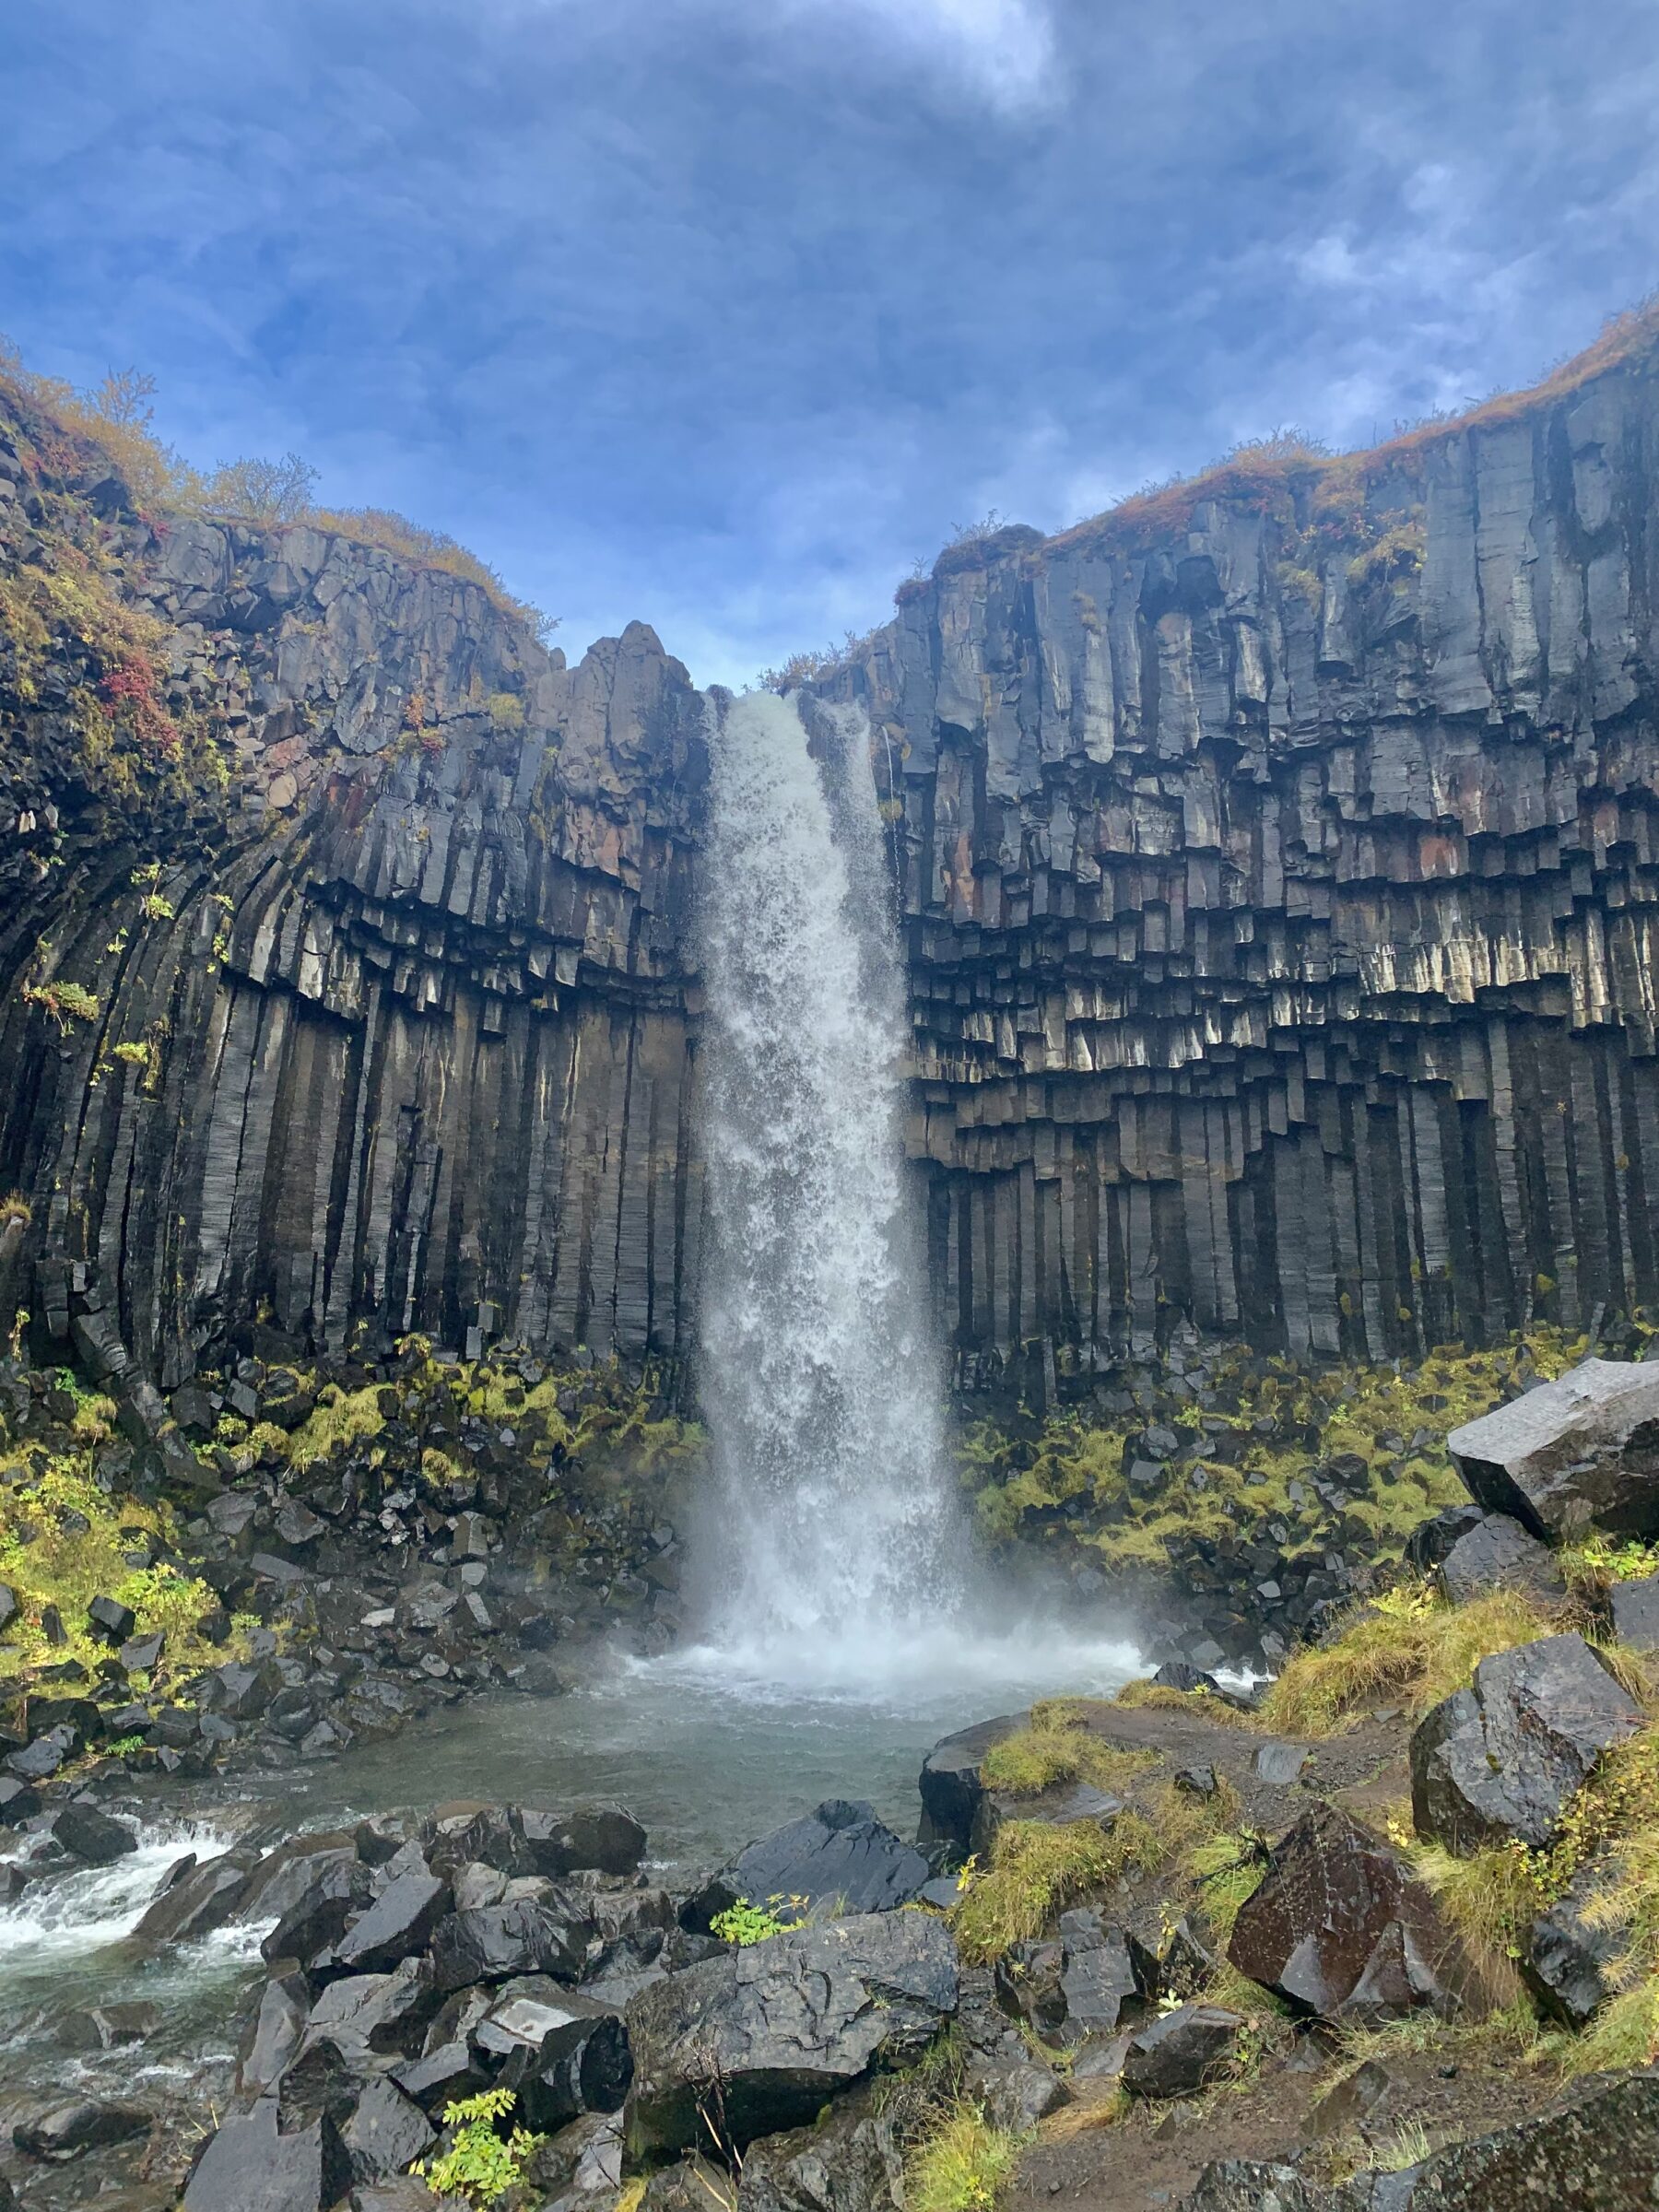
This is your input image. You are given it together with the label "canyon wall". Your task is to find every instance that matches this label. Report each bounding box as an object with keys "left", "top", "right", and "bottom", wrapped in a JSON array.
[
  {"left": 0, "top": 386, "right": 706, "bottom": 1388},
  {"left": 5, "top": 337, "right": 1659, "bottom": 1396},
  {"left": 817, "top": 345, "right": 1659, "bottom": 1381}
]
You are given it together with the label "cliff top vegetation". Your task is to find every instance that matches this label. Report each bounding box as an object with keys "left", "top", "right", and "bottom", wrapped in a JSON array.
[{"left": 0, "top": 336, "right": 558, "bottom": 642}]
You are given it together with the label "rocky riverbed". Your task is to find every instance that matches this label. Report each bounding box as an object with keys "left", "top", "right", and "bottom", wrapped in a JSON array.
[{"left": 6, "top": 1345, "right": 1659, "bottom": 2212}]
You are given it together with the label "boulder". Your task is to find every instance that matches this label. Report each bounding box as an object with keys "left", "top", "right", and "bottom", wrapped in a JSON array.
[
  {"left": 624, "top": 1910, "right": 958, "bottom": 2159},
  {"left": 1228, "top": 1803, "right": 1457, "bottom": 2020},
  {"left": 1410, "top": 1634, "right": 1642, "bottom": 1853},
  {"left": 735, "top": 2094, "right": 905, "bottom": 2212},
  {"left": 48, "top": 1802, "right": 136, "bottom": 1865},
  {"left": 524, "top": 2112, "right": 624, "bottom": 2207},
  {"left": 13, "top": 2099, "right": 153, "bottom": 2159},
  {"left": 688, "top": 1800, "right": 929, "bottom": 1929},
  {"left": 238, "top": 1971, "right": 312, "bottom": 2099},
  {"left": 339, "top": 2079, "right": 436, "bottom": 2183},
  {"left": 1185, "top": 2067, "right": 1659, "bottom": 2209},
  {"left": 135, "top": 1848, "right": 261, "bottom": 1941},
  {"left": 327, "top": 1872, "right": 451, "bottom": 1975},
  {"left": 429, "top": 1894, "right": 593, "bottom": 1991},
  {"left": 0, "top": 1776, "right": 41, "bottom": 1823},
  {"left": 1251, "top": 1742, "right": 1310, "bottom": 1785},
  {"left": 971, "top": 1779, "right": 1123, "bottom": 1857},
  {"left": 1436, "top": 1513, "right": 1567, "bottom": 1606},
  {"left": 1521, "top": 1864, "right": 1630, "bottom": 2027},
  {"left": 391, "top": 2041, "right": 490, "bottom": 2114},
  {"left": 261, "top": 1850, "right": 376, "bottom": 1965},
  {"left": 183, "top": 2096, "right": 352, "bottom": 2212},
  {"left": 426, "top": 1805, "right": 538, "bottom": 1879},
  {"left": 917, "top": 1714, "right": 1021, "bottom": 1852},
  {"left": 523, "top": 1804, "right": 647, "bottom": 1877},
  {"left": 1120, "top": 2005, "right": 1242, "bottom": 2098},
  {"left": 1404, "top": 1504, "right": 1488, "bottom": 1571},
  {"left": 470, "top": 1978, "right": 631, "bottom": 2128},
  {"left": 53, "top": 2000, "right": 162, "bottom": 2051},
  {"left": 300, "top": 1959, "right": 441, "bottom": 2061},
  {"left": 1609, "top": 1572, "right": 1659, "bottom": 1650},
  {"left": 993, "top": 1940, "right": 1066, "bottom": 2038},
  {"left": 1449, "top": 1358, "right": 1659, "bottom": 1540},
  {"left": 87, "top": 1594, "right": 137, "bottom": 1642},
  {"left": 1053, "top": 1909, "right": 1157, "bottom": 2037}
]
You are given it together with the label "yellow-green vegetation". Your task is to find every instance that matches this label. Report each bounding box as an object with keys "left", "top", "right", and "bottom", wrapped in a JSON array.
[
  {"left": 953, "top": 1778, "right": 1237, "bottom": 1964},
  {"left": 710, "top": 1896, "right": 800, "bottom": 1946},
  {"left": 904, "top": 2101, "right": 1024, "bottom": 2212},
  {"left": 962, "top": 1328, "right": 1594, "bottom": 1579},
  {"left": 980, "top": 1701, "right": 1158, "bottom": 1797},
  {"left": 285, "top": 1381, "right": 386, "bottom": 1471},
  {"left": 0, "top": 1450, "right": 249, "bottom": 1709},
  {"left": 0, "top": 335, "right": 558, "bottom": 643},
  {"left": 1112, "top": 1678, "right": 1259, "bottom": 1726},
  {"left": 1559, "top": 1532, "right": 1659, "bottom": 1597},
  {"left": 1184, "top": 1829, "right": 1274, "bottom": 1943},
  {"left": 409, "top": 2088, "right": 542, "bottom": 2209},
  {"left": 1258, "top": 1581, "right": 1557, "bottom": 1736},
  {"left": 615, "top": 2182, "right": 648, "bottom": 2212},
  {"left": 20, "top": 976, "right": 100, "bottom": 1030}
]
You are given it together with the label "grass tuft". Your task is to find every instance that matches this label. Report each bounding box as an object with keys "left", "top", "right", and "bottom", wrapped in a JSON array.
[{"left": 904, "top": 2101, "right": 1024, "bottom": 2212}]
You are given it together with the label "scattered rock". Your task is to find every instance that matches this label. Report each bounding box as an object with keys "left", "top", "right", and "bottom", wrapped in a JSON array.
[
  {"left": 1436, "top": 1512, "right": 1567, "bottom": 1606},
  {"left": 1404, "top": 1504, "right": 1488, "bottom": 1571},
  {"left": 339, "top": 2079, "right": 435, "bottom": 2183},
  {"left": 1521, "top": 1863, "right": 1630, "bottom": 2027},
  {"left": 49, "top": 1801, "right": 137, "bottom": 1865},
  {"left": 13, "top": 2099, "right": 153, "bottom": 2159},
  {"left": 87, "top": 1593, "right": 137, "bottom": 1641},
  {"left": 624, "top": 1910, "right": 958, "bottom": 2159},
  {"left": 917, "top": 1715, "right": 1020, "bottom": 1852},
  {"left": 1054, "top": 1909, "right": 1157, "bottom": 2037},
  {"left": 689, "top": 1799, "right": 930, "bottom": 1928},
  {"left": 1120, "top": 2004, "right": 1242, "bottom": 2099},
  {"left": 522, "top": 1804, "right": 649, "bottom": 1878},
  {"left": 183, "top": 2095, "right": 352, "bottom": 2212},
  {"left": 1608, "top": 1572, "right": 1659, "bottom": 1651},
  {"left": 1411, "top": 1633, "right": 1643, "bottom": 1853},
  {"left": 429, "top": 1895, "right": 593, "bottom": 1991},
  {"left": 1229, "top": 1803, "right": 1458, "bottom": 2020},
  {"left": 328, "top": 1871, "right": 452, "bottom": 1975},
  {"left": 1449, "top": 1357, "right": 1659, "bottom": 1541},
  {"left": 471, "top": 1979, "right": 631, "bottom": 2128},
  {"left": 1251, "top": 1741, "right": 1310, "bottom": 1786},
  {"left": 53, "top": 2000, "right": 162, "bottom": 2051}
]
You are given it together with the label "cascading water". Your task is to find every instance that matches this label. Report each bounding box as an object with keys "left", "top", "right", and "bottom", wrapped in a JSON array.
[{"left": 692, "top": 688, "right": 963, "bottom": 1672}]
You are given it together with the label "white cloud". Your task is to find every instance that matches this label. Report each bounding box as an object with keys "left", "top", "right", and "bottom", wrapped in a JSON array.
[{"left": 773, "top": 0, "right": 1056, "bottom": 107}]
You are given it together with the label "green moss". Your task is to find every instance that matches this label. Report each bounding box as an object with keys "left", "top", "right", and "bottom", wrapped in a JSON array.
[
  {"left": 980, "top": 1708, "right": 1157, "bottom": 1797},
  {"left": 904, "top": 2101, "right": 1024, "bottom": 2212},
  {"left": 286, "top": 1381, "right": 385, "bottom": 1470}
]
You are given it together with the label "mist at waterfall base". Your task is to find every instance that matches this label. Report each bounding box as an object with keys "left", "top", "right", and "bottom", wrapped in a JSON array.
[{"left": 670, "top": 687, "right": 1139, "bottom": 1701}]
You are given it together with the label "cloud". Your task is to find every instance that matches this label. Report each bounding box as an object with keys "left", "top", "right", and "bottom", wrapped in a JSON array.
[{"left": 2, "top": 0, "right": 1656, "bottom": 688}]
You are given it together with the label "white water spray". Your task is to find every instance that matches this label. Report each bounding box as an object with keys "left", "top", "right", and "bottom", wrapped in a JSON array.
[{"left": 694, "top": 690, "right": 962, "bottom": 1670}]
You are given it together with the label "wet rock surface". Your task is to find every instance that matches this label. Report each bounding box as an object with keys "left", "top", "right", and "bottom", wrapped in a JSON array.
[
  {"left": 1450, "top": 1359, "right": 1659, "bottom": 1541},
  {"left": 1411, "top": 1633, "right": 1643, "bottom": 1852}
]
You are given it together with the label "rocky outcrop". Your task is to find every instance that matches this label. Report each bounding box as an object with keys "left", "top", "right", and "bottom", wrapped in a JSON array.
[
  {"left": 814, "top": 343, "right": 1659, "bottom": 1382},
  {"left": 0, "top": 381, "right": 706, "bottom": 1388}
]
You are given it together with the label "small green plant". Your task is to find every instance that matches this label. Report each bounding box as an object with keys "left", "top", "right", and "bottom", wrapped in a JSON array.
[
  {"left": 104, "top": 1733, "right": 145, "bottom": 1757},
  {"left": 21, "top": 978, "right": 100, "bottom": 1030},
  {"left": 711, "top": 1894, "right": 802, "bottom": 1946},
  {"left": 410, "top": 2088, "right": 542, "bottom": 2208},
  {"left": 139, "top": 891, "right": 176, "bottom": 922}
]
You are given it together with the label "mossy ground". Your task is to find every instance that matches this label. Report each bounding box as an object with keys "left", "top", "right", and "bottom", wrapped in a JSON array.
[{"left": 960, "top": 1325, "right": 1601, "bottom": 1587}]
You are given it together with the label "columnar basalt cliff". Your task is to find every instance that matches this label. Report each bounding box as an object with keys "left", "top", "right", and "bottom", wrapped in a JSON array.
[
  {"left": 6, "top": 332, "right": 1659, "bottom": 1398},
  {"left": 0, "top": 381, "right": 706, "bottom": 1389},
  {"left": 815, "top": 336, "right": 1659, "bottom": 1381}
]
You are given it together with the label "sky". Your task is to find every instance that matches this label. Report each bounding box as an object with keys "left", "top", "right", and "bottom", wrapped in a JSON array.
[{"left": 3, "top": 1, "right": 1658, "bottom": 688}]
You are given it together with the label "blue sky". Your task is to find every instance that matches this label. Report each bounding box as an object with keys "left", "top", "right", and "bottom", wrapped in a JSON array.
[{"left": 4, "top": 1, "right": 1657, "bottom": 687}]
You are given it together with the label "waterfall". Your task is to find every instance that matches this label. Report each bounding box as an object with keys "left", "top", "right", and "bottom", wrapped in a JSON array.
[{"left": 694, "top": 688, "right": 964, "bottom": 1669}]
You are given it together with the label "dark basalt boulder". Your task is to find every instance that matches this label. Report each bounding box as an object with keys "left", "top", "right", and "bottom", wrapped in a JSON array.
[
  {"left": 993, "top": 1940, "right": 1066, "bottom": 2038},
  {"left": 470, "top": 1978, "right": 631, "bottom": 2129},
  {"left": 183, "top": 2095, "right": 352, "bottom": 2212},
  {"left": 429, "top": 1894, "right": 593, "bottom": 1991},
  {"left": 338, "top": 2078, "right": 436, "bottom": 2183},
  {"left": 1410, "top": 1633, "right": 1642, "bottom": 1853},
  {"left": 624, "top": 1911, "right": 958, "bottom": 2159},
  {"left": 1183, "top": 2067, "right": 1659, "bottom": 2209},
  {"left": 299, "top": 1959, "right": 441, "bottom": 2061},
  {"left": 1436, "top": 1512, "right": 1567, "bottom": 1606},
  {"left": 917, "top": 1713, "right": 1022, "bottom": 1852},
  {"left": 525, "top": 2112, "right": 624, "bottom": 2208},
  {"left": 735, "top": 2093, "right": 906, "bottom": 2212},
  {"left": 686, "top": 1800, "right": 930, "bottom": 1931},
  {"left": 1228, "top": 1803, "right": 1457, "bottom": 2020},
  {"left": 47, "top": 1802, "right": 136, "bottom": 1865},
  {"left": 135, "top": 1847, "right": 261, "bottom": 1941},
  {"left": 260, "top": 1850, "right": 376, "bottom": 1965},
  {"left": 971, "top": 1780, "right": 1123, "bottom": 1858},
  {"left": 1054, "top": 1909, "right": 1157, "bottom": 2038},
  {"left": 1521, "top": 1863, "right": 1630, "bottom": 2027},
  {"left": 523, "top": 1804, "right": 647, "bottom": 1877},
  {"left": 1449, "top": 1358, "right": 1659, "bottom": 1541},
  {"left": 1404, "top": 1503, "right": 1488, "bottom": 1571},
  {"left": 327, "top": 1870, "right": 452, "bottom": 1975},
  {"left": 1120, "top": 2004, "right": 1242, "bottom": 2099},
  {"left": 238, "top": 1971, "right": 312, "bottom": 2100},
  {"left": 1609, "top": 1571, "right": 1659, "bottom": 1650},
  {"left": 392, "top": 2040, "right": 490, "bottom": 2114},
  {"left": 13, "top": 2099, "right": 153, "bottom": 2159}
]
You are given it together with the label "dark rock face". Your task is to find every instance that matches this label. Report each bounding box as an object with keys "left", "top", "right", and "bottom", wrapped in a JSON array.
[
  {"left": 623, "top": 1912, "right": 959, "bottom": 2159},
  {"left": 1184, "top": 2069, "right": 1659, "bottom": 2209},
  {"left": 182, "top": 2096, "right": 352, "bottom": 2212},
  {"left": 1449, "top": 1359, "right": 1659, "bottom": 1540},
  {"left": 1435, "top": 1512, "right": 1566, "bottom": 1606},
  {"left": 1120, "top": 2005, "right": 1242, "bottom": 2099},
  {"left": 429, "top": 1895, "right": 593, "bottom": 1991},
  {"left": 1053, "top": 1910, "right": 1157, "bottom": 2038},
  {"left": 917, "top": 1715, "right": 1021, "bottom": 1852},
  {"left": 1608, "top": 1572, "right": 1659, "bottom": 1650},
  {"left": 12, "top": 2100, "right": 152, "bottom": 2159},
  {"left": 1228, "top": 1803, "right": 1457, "bottom": 2020},
  {"left": 1411, "top": 1633, "right": 1642, "bottom": 1853},
  {"left": 1521, "top": 1864, "right": 1630, "bottom": 2027},
  {"left": 470, "top": 1979, "right": 631, "bottom": 2130},
  {"left": 690, "top": 1801, "right": 931, "bottom": 1928},
  {"left": 735, "top": 2096, "right": 906, "bottom": 2212}
]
